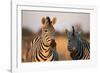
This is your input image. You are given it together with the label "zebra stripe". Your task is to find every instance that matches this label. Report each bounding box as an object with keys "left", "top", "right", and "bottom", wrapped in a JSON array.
[
  {"left": 31, "top": 36, "right": 58, "bottom": 62},
  {"left": 70, "top": 40, "right": 90, "bottom": 60}
]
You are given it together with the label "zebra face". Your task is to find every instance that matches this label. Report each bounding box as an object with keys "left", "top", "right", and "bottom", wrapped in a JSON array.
[
  {"left": 65, "top": 26, "right": 82, "bottom": 52},
  {"left": 41, "top": 16, "right": 57, "bottom": 46}
]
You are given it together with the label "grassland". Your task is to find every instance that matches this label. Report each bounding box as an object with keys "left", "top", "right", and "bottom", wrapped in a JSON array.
[
  {"left": 22, "top": 29, "right": 89, "bottom": 62},
  {"left": 55, "top": 35, "right": 72, "bottom": 60}
]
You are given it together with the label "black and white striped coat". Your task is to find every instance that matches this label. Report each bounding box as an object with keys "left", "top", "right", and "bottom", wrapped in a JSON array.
[
  {"left": 27, "top": 16, "right": 58, "bottom": 62},
  {"left": 65, "top": 26, "right": 90, "bottom": 60}
]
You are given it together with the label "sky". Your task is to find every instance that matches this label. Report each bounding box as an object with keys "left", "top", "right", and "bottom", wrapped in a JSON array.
[{"left": 22, "top": 10, "right": 90, "bottom": 33}]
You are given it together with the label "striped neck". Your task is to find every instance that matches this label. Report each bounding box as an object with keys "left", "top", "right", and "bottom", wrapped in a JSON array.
[
  {"left": 42, "top": 42, "right": 50, "bottom": 47},
  {"left": 40, "top": 41, "right": 50, "bottom": 52}
]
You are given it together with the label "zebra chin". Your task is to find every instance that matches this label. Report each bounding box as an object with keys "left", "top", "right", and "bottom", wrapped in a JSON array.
[{"left": 68, "top": 46, "right": 73, "bottom": 52}]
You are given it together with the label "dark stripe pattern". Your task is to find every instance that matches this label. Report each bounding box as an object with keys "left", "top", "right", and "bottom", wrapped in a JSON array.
[
  {"left": 70, "top": 39, "right": 90, "bottom": 60},
  {"left": 28, "top": 16, "right": 58, "bottom": 62},
  {"left": 31, "top": 36, "right": 58, "bottom": 62},
  {"left": 66, "top": 26, "right": 90, "bottom": 60}
]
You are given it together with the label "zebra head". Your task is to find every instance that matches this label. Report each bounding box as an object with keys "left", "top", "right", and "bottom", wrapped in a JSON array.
[
  {"left": 41, "top": 16, "right": 57, "bottom": 46},
  {"left": 65, "top": 26, "right": 82, "bottom": 52}
]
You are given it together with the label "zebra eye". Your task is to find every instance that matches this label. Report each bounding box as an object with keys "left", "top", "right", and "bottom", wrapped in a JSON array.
[
  {"left": 68, "top": 39, "right": 70, "bottom": 42},
  {"left": 44, "top": 30, "right": 47, "bottom": 32}
]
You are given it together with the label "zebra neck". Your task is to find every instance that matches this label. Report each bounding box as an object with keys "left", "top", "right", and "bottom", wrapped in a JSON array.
[
  {"left": 38, "top": 42, "right": 52, "bottom": 59},
  {"left": 40, "top": 42, "right": 50, "bottom": 53},
  {"left": 42, "top": 42, "right": 50, "bottom": 47}
]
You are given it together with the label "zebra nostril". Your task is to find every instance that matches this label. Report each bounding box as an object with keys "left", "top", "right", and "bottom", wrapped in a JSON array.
[{"left": 51, "top": 39, "right": 55, "bottom": 42}]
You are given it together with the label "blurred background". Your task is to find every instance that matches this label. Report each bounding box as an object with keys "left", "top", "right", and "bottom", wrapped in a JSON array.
[{"left": 22, "top": 10, "right": 90, "bottom": 62}]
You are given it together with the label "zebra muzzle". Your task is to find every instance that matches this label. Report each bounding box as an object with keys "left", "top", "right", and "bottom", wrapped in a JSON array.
[
  {"left": 68, "top": 46, "right": 76, "bottom": 52},
  {"left": 68, "top": 45, "right": 73, "bottom": 52},
  {"left": 50, "top": 39, "right": 56, "bottom": 48}
]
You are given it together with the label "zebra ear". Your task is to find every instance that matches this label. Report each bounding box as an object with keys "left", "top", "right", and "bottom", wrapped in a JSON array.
[
  {"left": 65, "top": 29, "right": 70, "bottom": 38},
  {"left": 67, "top": 32, "right": 71, "bottom": 38},
  {"left": 41, "top": 17, "right": 45, "bottom": 25},
  {"left": 65, "top": 29, "right": 68, "bottom": 34},
  {"left": 51, "top": 17, "right": 57, "bottom": 25},
  {"left": 72, "top": 26, "right": 75, "bottom": 36}
]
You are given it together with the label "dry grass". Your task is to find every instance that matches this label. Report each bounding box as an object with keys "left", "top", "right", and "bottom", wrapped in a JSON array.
[
  {"left": 22, "top": 35, "right": 72, "bottom": 62},
  {"left": 22, "top": 39, "right": 32, "bottom": 62},
  {"left": 22, "top": 34, "right": 90, "bottom": 62},
  {"left": 55, "top": 35, "right": 72, "bottom": 60}
]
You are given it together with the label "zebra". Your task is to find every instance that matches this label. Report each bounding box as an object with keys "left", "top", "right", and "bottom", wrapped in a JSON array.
[
  {"left": 27, "top": 16, "right": 58, "bottom": 62},
  {"left": 65, "top": 26, "right": 90, "bottom": 60}
]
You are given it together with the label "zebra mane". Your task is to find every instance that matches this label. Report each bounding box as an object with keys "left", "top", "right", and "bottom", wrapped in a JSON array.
[{"left": 46, "top": 16, "right": 51, "bottom": 24}]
